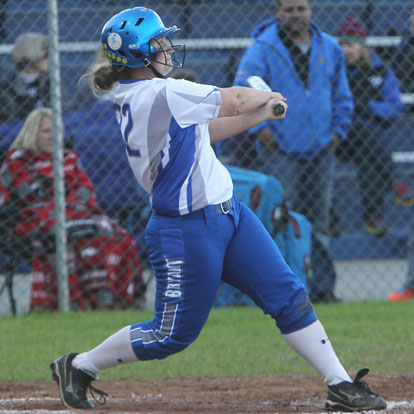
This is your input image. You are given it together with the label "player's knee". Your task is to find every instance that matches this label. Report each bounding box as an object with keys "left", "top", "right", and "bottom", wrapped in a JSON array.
[
  {"left": 274, "top": 288, "right": 316, "bottom": 334},
  {"left": 157, "top": 336, "right": 193, "bottom": 358},
  {"left": 132, "top": 328, "right": 199, "bottom": 360}
]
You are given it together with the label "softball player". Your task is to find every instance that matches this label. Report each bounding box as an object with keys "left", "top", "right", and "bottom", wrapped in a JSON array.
[{"left": 50, "top": 7, "right": 386, "bottom": 412}]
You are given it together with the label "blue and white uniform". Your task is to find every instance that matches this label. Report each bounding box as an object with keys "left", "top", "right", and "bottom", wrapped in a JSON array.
[
  {"left": 114, "top": 78, "right": 232, "bottom": 215},
  {"left": 114, "top": 77, "right": 316, "bottom": 361}
]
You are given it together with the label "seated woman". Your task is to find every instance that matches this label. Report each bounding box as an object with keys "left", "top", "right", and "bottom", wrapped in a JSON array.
[{"left": 0, "top": 108, "right": 145, "bottom": 311}]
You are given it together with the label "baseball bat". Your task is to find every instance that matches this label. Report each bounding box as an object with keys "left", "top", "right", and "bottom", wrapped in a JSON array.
[{"left": 246, "top": 75, "right": 286, "bottom": 117}]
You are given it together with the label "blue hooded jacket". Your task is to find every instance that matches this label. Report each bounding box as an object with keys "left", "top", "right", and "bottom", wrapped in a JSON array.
[{"left": 234, "top": 18, "right": 354, "bottom": 159}]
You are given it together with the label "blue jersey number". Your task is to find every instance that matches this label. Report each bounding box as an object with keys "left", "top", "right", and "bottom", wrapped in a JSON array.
[{"left": 114, "top": 103, "right": 141, "bottom": 157}]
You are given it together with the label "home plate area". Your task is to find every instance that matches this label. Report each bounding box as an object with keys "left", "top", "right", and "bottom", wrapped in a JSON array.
[{"left": 1, "top": 374, "right": 413, "bottom": 413}]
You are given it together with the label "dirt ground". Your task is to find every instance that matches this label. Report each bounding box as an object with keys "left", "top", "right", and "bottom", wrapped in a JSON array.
[{"left": 0, "top": 373, "right": 413, "bottom": 414}]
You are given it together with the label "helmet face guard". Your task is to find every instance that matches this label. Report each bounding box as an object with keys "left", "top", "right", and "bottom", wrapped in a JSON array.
[
  {"left": 101, "top": 7, "right": 185, "bottom": 69},
  {"left": 143, "top": 36, "right": 185, "bottom": 69}
]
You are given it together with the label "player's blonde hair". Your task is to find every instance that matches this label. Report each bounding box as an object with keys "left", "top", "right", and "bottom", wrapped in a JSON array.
[
  {"left": 11, "top": 32, "right": 48, "bottom": 71},
  {"left": 11, "top": 107, "right": 52, "bottom": 152},
  {"left": 88, "top": 60, "right": 137, "bottom": 92},
  {"left": 84, "top": 44, "right": 155, "bottom": 93}
]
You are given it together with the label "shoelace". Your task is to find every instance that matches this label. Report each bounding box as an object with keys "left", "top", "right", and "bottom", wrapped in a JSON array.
[
  {"left": 89, "top": 384, "right": 108, "bottom": 405},
  {"left": 74, "top": 366, "right": 108, "bottom": 406},
  {"left": 353, "top": 368, "right": 379, "bottom": 396}
]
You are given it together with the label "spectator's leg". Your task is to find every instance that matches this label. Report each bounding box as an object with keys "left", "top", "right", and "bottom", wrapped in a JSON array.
[
  {"left": 353, "top": 127, "right": 391, "bottom": 230},
  {"left": 301, "top": 151, "right": 337, "bottom": 300},
  {"left": 309, "top": 234, "right": 337, "bottom": 301},
  {"left": 301, "top": 151, "right": 334, "bottom": 238},
  {"left": 255, "top": 147, "right": 302, "bottom": 208}
]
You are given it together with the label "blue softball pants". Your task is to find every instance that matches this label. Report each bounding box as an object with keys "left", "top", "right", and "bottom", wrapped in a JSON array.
[{"left": 130, "top": 196, "right": 316, "bottom": 361}]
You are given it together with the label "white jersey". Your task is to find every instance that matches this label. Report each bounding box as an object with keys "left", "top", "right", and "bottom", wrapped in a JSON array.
[{"left": 113, "top": 77, "right": 233, "bottom": 216}]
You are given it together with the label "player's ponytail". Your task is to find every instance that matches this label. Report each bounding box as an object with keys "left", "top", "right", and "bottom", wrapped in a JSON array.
[
  {"left": 80, "top": 62, "right": 134, "bottom": 95},
  {"left": 91, "top": 65, "right": 116, "bottom": 92}
]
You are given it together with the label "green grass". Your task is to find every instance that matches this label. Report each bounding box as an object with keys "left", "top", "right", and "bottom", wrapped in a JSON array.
[{"left": 1, "top": 301, "right": 413, "bottom": 382}]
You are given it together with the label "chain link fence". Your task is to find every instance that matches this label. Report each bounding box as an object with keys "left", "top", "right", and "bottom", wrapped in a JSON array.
[{"left": 0, "top": 0, "right": 413, "bottom": 315}]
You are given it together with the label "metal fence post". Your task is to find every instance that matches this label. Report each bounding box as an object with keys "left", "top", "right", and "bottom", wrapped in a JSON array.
[{"left": 47, "top": 0, "right": 69, "bottom": 312}]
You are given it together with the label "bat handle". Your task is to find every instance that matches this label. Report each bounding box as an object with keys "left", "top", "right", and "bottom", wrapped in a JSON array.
[{"left": 272, "top": 103, "right": 285, "bottom": 117}]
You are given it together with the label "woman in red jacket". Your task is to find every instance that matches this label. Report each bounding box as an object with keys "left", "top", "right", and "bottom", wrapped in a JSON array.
[{"left": 0, "top": 108, "right": 145, "bottom": 311}]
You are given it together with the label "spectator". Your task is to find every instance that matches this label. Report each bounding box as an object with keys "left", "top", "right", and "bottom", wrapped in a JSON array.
[
  {"left": 388, "top": 206, "right": 414, "bottom": 301},
  {"left": 234, "top": 0, "right": 353, "bottom": 303},
  {"left": 0, "top": 108, "right": 145, "bottom": 311},
  {"left": 392, "top": 7, "right": 414, "bottom": 94},
  {"left": 336, "top": 16, "right": 409, "bottom": 237},
  {"left": 0, "top": 32, "right": 70, "bottom": 122}
]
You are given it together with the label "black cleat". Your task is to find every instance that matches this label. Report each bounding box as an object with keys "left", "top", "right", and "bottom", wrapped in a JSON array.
[
  {"left": 50, "top": 353, "right": 107, "bottom": 409},
  {"left": 326, "top": 368, "right": 387, "bottom": 412}
]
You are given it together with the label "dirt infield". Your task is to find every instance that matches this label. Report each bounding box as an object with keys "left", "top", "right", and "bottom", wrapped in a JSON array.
[{"left": 1, "top": 373, "right": 413, "bottom": 413}]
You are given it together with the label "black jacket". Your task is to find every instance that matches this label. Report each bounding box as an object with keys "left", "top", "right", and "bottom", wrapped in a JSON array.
[
  {"left": 392, "top": 33, "right": 414, "bottom": 92},
  {"left": 0, "top": 72, "right": 51, "bottom": 122}
]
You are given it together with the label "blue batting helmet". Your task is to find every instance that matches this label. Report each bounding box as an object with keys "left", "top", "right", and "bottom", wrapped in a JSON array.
[{"left": 101, "top": 7, "right": 183, "bottom": 68}]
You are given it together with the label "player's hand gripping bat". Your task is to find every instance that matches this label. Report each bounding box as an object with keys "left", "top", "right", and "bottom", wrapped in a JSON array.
[{"left": 246, "top": 76, "right": 286, "bottom": 117}]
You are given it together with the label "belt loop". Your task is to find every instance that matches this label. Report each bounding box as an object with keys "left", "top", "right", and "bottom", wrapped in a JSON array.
[{"left": 220, "top": 202, "right": 231, "bottom": 214}]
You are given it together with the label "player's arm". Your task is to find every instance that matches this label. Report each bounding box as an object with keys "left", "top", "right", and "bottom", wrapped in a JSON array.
[
  {"left": 209, "top": 96, "right": 287, "bottom": 144},
  {"left": 217, "top": 86, "right": 284, "bottom": 118}
]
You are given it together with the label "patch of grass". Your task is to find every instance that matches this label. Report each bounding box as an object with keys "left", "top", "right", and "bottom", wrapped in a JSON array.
[{"left": 0, "top": 301, "right": 413, "bottom": 382}]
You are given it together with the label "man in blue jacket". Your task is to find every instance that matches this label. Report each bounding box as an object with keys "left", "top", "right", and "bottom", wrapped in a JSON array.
[{"left": 234, "top": 0, "right": 353, "bottom": 303}]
